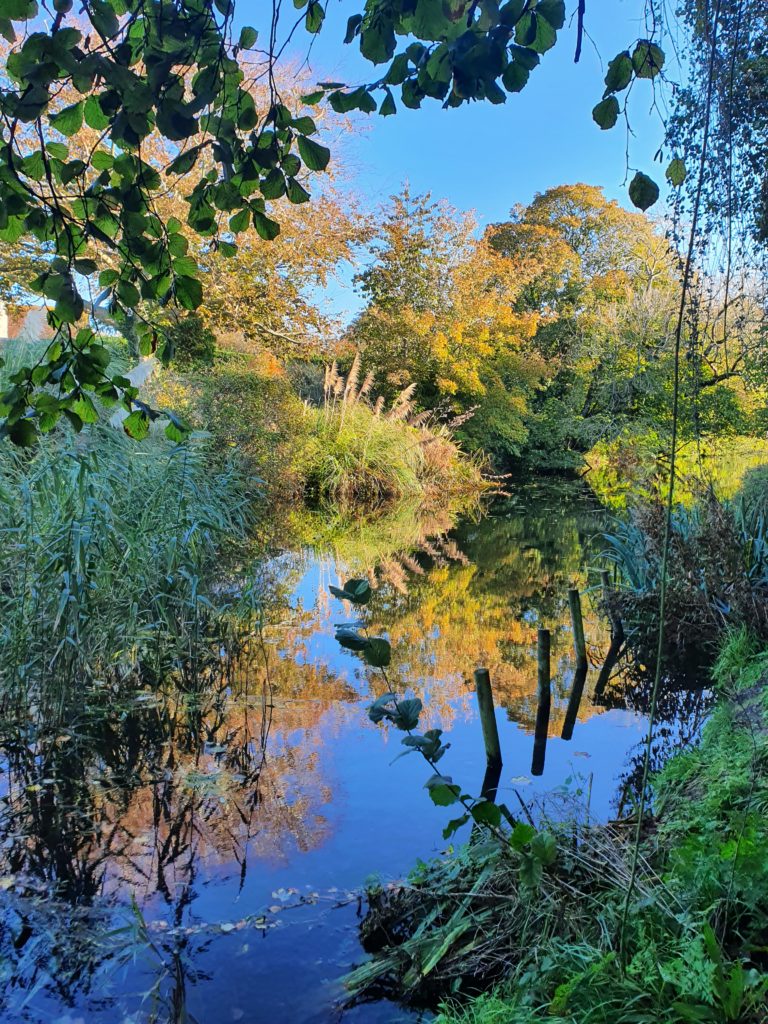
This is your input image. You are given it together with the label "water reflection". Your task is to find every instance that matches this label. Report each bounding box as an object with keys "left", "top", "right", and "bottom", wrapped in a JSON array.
[{"left": 0, "top": 481, "right": 707, "bottom": 1023}]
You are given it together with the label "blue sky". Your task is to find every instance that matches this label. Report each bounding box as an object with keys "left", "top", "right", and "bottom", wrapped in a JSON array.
[{"left": 242, "top": 0, "right": 669, "bottom": 317}]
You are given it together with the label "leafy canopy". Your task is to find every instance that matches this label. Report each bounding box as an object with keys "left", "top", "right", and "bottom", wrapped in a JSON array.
[{"left": 0, "top": 0, "right": 667, "bottom": 443}]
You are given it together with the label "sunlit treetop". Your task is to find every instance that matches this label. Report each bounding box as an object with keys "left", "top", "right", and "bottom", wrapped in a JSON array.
[{"left": 0, "top": 0, "right": 668, "bottom": 444}]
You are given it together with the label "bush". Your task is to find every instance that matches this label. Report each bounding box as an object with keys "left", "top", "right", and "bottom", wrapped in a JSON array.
[
  {"left": 168, "top": 313, "right": 217, "bottom": 370},
  {"left": 603, "top": 492, "right": 768, "bottom": 662},
  {"left": 301, "top": 361, "right": 486, "bottom": 509}
]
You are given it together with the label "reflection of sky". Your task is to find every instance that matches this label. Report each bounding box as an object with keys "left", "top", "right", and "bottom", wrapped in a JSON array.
[{"left": 2, "top": 491, "right": 670, "bottom": 1024}]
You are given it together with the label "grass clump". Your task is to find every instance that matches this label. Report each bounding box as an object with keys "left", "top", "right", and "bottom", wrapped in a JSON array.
[
  {"left": 300, "top": 357, "right": 486, "bottom": 509},
  {"left": 347, "top": 630, "right": 768, "bottom": 1023},
  {"left": 148, "top": 349, "right": 486, "bottom": 517}
]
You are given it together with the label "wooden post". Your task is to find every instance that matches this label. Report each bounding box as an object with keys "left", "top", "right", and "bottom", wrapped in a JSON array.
[
  {"left": 561, "top": 662, "right": 587, "bottom": 741},
  {"left": 531, "top": 628, "right": 551, "bottom": 776},
  {"left": 593, "top": 634, "right": 624, "bottom": 700},
  {"left": 568, "top": 587, "right": 588, "bottom": 671},
  {"left": 474, "top": 668, "right": 502, "bottom": 770}
]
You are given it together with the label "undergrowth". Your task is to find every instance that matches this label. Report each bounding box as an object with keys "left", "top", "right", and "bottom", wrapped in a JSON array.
[{"left": 348, "top": 629, "right": 768, "bottom": 1024}]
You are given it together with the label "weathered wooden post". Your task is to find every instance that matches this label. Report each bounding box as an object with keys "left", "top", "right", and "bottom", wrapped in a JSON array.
[
  {"left": 568, "top": 587, "right": 588, "bottom": 672},
  {"left": 561, "top": 662, "right": 587, "bottom": 741},
  {"left": 531, "top": 628, "right": 551, "bottom": 776},
  {"left": 474, "top": 667, "right": 502, "bottom": 770},
  {"left": 593, "top": 635, "right": 624, "bottom": 700}
]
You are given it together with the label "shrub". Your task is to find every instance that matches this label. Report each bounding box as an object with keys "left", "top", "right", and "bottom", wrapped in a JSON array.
[
  {"left": 167, "top": 313, "right": 217, "bottom": 370},
  {"left": 603, "top": 492, "right": 768, "bottom": 662}
]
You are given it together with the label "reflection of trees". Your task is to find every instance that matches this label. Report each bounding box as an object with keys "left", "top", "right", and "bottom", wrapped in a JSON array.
[
  {"left": 343, "top": 482, "right": 614, "bottom": 734},
  {"left": 0, "top": 605, "right": 361, "bottom": 1017},
  {"left": 596, "top": 660, "right": 716, "bottom": 815}
]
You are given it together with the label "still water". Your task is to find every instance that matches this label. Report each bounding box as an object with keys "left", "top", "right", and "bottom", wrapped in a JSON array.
[{"left": 0, "top": 481, "right": 708, "bottom": 1023}]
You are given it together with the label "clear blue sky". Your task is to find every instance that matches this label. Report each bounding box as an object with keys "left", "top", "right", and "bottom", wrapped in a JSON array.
[{"left": 240, "top": 0, "right": 669, "bottom": 316}]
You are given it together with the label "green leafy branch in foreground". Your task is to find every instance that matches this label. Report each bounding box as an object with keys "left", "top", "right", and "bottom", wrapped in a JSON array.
[
  {"left": 330, "top": 575, "right": 559, "bottom": 891},
  {"left": 0, "top": 0, "right": 332, "bottom": 443},
  {"left": 0, "top": 0, "right": 676, "bottom": 445},
  {"left": 331, "top": 575, "right": 512, "bottom": 837}
]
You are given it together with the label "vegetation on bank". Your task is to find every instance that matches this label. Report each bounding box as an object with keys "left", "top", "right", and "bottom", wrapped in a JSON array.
[
  {"left": 345, "top": 629, "right": 768, "bottom": 1023},
  {"left": 147, "top": 336, "right": 486, "bottom": 517},
  {"left": 601, "top": 471, "right": 768, "bottom": 665}
]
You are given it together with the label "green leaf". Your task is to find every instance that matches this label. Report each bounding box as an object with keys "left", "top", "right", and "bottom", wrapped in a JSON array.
[
  {"left": 91, "top": 150, "right": 113, "bottom": 170},
  {"left": 50, "top": 101, "right": 84, "bottom": 137},
  {"left": 592, "top": 95, "right": 619, "bottom": 130},
  {"left": 172, "top": 255, "right": 198, "bottom": 277},
  {"left": 392, "top": 697, "right": 422, "bottom": 730},
  {"left": 531, "top": 831, "right": 557, "bottom": 866},
  {"left": 287, "top": 178, "right": 311, "bottom": 204},
  {"left": 379, "top": 90, "right": 397, "bottom": 116},
  {"left": 536, "top": 0, "right": 565, "bottom": 30},
  {"left": 174, "top": 274, "right": 203, "bottom": 310},
  {"left": 123, "top": 409, "right": 149, "bottom": 440},
  {"left": 3, "top": 0, "right": 37, "bottom": 21},
  {"left": 368, "top": 692, "right": 397, "bottom": 723},
  {"left": 167, "top": 145, "right": 202, "bottom": 175},
  {"left": 502, "top": 61, "right": 529, "bottom": 93},
  {"left": 518, "top": 852, "right": 543, "bottom": 890},
  {"left": 471, "top": 800, "right": 502, "bottom": 827},
  {"left": 296, "top": 134, "right": 331, "bottom": 172},
  {"left": 344, "top": 13, "right": 362, "bottom": 43},
  {"left": 252, "top": 210, "right": 281, "bottom": 241},
  {"left": 442, "top": 814, "right": 470, "bottom": 839},
  {"left": 509, "top": 821, "right": 536, "bottom": 850},
  {"left": 628, "top": 170, "right": 660, "bottom": 211},
  {"left": 301, "top": 90, "right": 325, "bottom": 105},
  {"left": 229, "top": 207, "right": 250, "bottom": 233},
  {"left": 46, "top": 141, "right": 69, "bottom": 160},
  {"left": 345, "top": 578, "right": 372, "bottom": 604},
  {"left": 425, "top": 774, "right": 461, "bottom": 807},
  {"left": 604, "top": 50, "right": 633, "bottom": 93},
  {"left": 335, "top": 627, "right": 370, "bottom": 652},
  {"left": 305, "top": 0, "right": 324, "bottom": 33},
  {"left": 666, "top": 157, "right": 687, "bottom": 187},
  {"left": 632, "top": 39, "right": 664, "bottom": 79},
  {"left": 20, "top": 151, "right": 45, "bottom": 181},
  {"left": 8, "top": 418, "right": 36, "bottom": 446},
  {"left": 364, "top": 637, "right": 391, "bottom": 668},
  {"left": 84, "top": 93, "right": 110, "bottom": 130},
  {"left": 238, "top": 25, "right": 258, "bottom": 49},
  {"left": 72, "top": 394, "right": 99, "bottom": 424}
]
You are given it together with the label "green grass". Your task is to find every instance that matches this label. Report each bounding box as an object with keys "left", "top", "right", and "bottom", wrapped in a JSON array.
[{"left": 0, "top": 421, "right": 254, "bottom": 713}]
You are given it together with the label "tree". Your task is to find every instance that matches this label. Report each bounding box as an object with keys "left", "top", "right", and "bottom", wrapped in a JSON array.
[{"left": 0, "top": 0, "right": 675, "bottom": 444}]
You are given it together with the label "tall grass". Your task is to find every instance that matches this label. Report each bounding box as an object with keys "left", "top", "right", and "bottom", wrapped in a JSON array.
[
  {"left": 0, "top": 423, "right": 253, "bottom": 713},
  {"left": 301, "top": 357, "right": 485, "bottom": 508},
  {"left": 602, "top": 492, "right": 768, "bottom": 659}
]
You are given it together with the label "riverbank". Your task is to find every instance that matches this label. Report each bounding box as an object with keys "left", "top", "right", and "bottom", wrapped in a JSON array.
[
  {"left": 345, "top": 628, "right": 768, "bottom": 1023},
  {"left": 146, "top": 345, "right": 488, "bottom": 522}
]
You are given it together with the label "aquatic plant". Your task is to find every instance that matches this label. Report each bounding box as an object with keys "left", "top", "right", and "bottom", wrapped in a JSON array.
[{"left": 602, "top": 492, "right": 768, "bottom": 661}]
